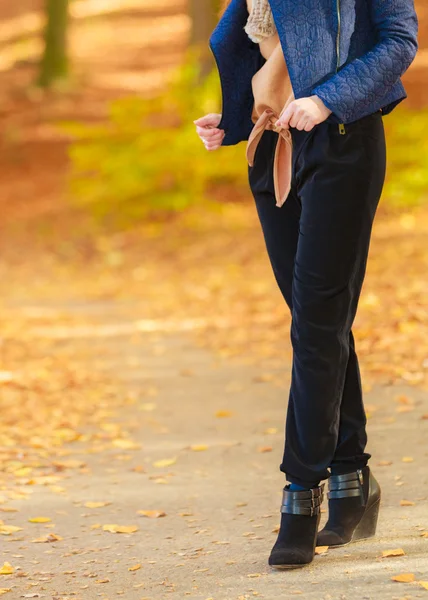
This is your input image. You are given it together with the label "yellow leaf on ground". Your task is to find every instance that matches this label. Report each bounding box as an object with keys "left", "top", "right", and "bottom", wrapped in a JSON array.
[
  {"left": 419, "top": 582, "right": 428, "bottom": 590},
  {"left": 0, "top": 525, "right": 23, "bottom": 536},
  {"left": 152, "top": 457, "right": 177, "bottom": 468},
  {"left": 128, "top": 564, "right": 141, "bottom": 572},
  {"left": 315, "top": 546, "right": 329, "bottom": 555},
  {"left": 402, "top": 457, "right": 414, "bottom": 463},
  {"left": 377, "top": 461, "right": 393, "bottom": 467},
  {"left": 391, "top": 573, "right": 415, "bottom": 583},
  {"left": 189, "top": 444, "right": 208, "bottom": 452},
  {"left": 400, "top": 500, "right": 415, "bottom": 506},
  {"left": 112, "top": 439, "right": 141, "bottom": 450},
  {"left": 84, "top": 502, "right": 110, "bottom": 509},
  {"left": 13, "top": 467, "right": 32, "bottom": 477},
  {"left": 382, "top": 548, "right": 405, "bottom": 558},
  {"left": 0, "top": 563, "right": 13, "bottom": 576},
  {"left": 29, "top": 517, "right": 51, "bottom": 523},
  {"left": 0, "top": 590, "right": 11, "bottom": 595},
  {"left": 32, "top": 533, "right": 62, "bottom": 543},
  {"left": 247, "top": 573, "right": 262, "bottom": 578},
  {"left": 0, "top": 508, "right": 18, "bottom": 513},
  {"left": 258, "top": 446, "right": 272, "bottom": 453},
  {"left": 215, "top": 410, "right": 233, "bottom": 418},
  {"left": 102, "top": 524, "right": 139, "bottom": 534},
  {"left": 264, "top": 428, "right": 278, "bottom": 435},
  {"left": 137, "top": 510, "right": 166, "bottom": 518}
]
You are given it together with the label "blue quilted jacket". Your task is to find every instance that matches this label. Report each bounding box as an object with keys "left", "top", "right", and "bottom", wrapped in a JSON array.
[{"left": 209, "top": 0, "right": 418, "bottom": 145}]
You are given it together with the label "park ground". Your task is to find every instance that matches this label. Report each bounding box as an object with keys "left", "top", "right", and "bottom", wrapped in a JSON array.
[{"left": 0, "top": 1, "right": 428, "bottom": 598}]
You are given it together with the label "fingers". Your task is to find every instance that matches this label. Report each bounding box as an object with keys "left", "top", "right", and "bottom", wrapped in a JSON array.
[
  {"left": 276, "top": 98, "right": 330, "bottom": 132},
  {"left": 276, "top": 104, "right": 293, "bottom": 129},
  {"left": 195, "top": 125, "right": 221, "bottom": 139},
  {"left": 203, "top": 131, "right": 225, "bottom": 150},
  {"left": 193, "top": 113, "right": 222, "bottom": 128}
]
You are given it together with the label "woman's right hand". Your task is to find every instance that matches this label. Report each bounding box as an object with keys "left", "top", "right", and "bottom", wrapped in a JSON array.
[{"left": 193, "top": 113, "right": 225, "bottom": 151}]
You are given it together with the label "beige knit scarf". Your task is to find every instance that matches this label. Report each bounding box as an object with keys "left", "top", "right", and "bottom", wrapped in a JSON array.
[{"left": 244, "top": 0, "right": 276, "bottom": 43}]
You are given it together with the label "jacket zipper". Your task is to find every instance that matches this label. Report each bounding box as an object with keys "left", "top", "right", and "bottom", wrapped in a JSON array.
[{"left": 336, "top": 0, "right": 346, "bottom": 135}]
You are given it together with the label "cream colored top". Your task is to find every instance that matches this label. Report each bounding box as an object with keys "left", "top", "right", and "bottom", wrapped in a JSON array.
[{"left": 245, "top": 0, "right": 295, "bottom": 207}]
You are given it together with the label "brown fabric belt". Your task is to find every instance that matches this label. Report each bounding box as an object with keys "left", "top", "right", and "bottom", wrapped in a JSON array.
[{"left": 246, "top": 107, "right": 292, "bottom": 208}]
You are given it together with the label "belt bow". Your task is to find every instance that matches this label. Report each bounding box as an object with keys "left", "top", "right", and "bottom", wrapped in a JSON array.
[{"left": 246, "top": 108, "right": 292, "bottom": 208}]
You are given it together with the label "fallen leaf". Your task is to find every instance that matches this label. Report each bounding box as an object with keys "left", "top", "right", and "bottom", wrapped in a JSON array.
[
  {"left": 402, "top": 457, "right": 414, "bottom": 463},
  {"left": 152, "top": 457, "right": 177, "bottom": 468},
  {"left": 112, "top": 439, "right": 141, "bottom": 450},
  {"left": 420, "top": 532, "right": 428, "bottom": 538},
  {"left": 315, "top": 546, "right": 329, "bottom": 555},
  {"left": 128, "top": 564, "right": 141, "bottom": 572},
  {"left": 0, "top": 508, "right": 18, "bottom": 513},
  {"left": 189, "top": 444, "right": 208, "bottom": 452},
  {"left": 377, "top": 461, "right": 393, "bottom": 467},
  {"left": 400, "top": 500, "right": 415, "bottom": 506},
  {"left": 95, "top": 579, "right": 110, "bottom": 584},
  {"left": 28, "top": 517, "right": 51, "bottom": 523},
  {"left": 32, "top": 533, "right": 62, "bottom": 543},
  {"left": 102, "top": 524, "right": 139, "bottom": 534},
  {"left": 84, "top": 502, "right": 110, "bottom": 509},
  {"left": 131, "top": 465, "right": 146, "bottom": 473},
  {"left": 382, "top": 548, "right": 405, "bottom": 558},
  {"left": 419, "top": 582, "right": 428, "bottom": 590},
  {"left": 264, "top": 428, "right": 278, "bottom": 435},
  {"left": 0, "top": 525, "right": 23, "bottom": 535},
  {"left": 247, "top": 573, "right": 262, "bottom": 578},
  {"left": 0, "top": 590, "right": 11, "bottom": 596},
  {"left": 258, "top": 446, "right": 272, "bottom": 453},
  {"left": 0, "top": 563, "right": 13, "bottom": 576},
  {"left": 391, "top": 573, "right": 415, "bottom": 583},
  {"left": 396, "top": 394, "right": 414, "bottom": 405},
  {"left": 215, "top": 410, "right": 233, "bottom": 418},
  {"left": 137, "top": 510, "right": 166, "bottom": 518}
]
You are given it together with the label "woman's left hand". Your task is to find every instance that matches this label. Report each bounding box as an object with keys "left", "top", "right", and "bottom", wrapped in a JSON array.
[{"left": 275, "top": 96, "right": 332, "bottom": 132}]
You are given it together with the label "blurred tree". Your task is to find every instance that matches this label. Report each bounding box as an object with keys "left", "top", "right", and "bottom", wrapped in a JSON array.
[
  {"left": 38, "top": 0, "right": 69, "bottom": 88},
  {"left": 189, "top": 0, "right": 222, "bottom": 79}
]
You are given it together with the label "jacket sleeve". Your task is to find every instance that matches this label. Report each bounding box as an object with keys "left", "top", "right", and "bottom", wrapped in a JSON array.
[{"left": 312, "top": 0, "right": 418, "bottom": 123}]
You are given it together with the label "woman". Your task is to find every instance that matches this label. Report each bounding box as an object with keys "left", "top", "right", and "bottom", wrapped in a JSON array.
[{"left": 194, "top": 0, "right": 418, "bottom": 569}]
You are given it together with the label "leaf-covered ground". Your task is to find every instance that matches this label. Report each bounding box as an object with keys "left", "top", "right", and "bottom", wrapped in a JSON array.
[{"left": 0, "top": 199, "right": 428, "bottom": 598}]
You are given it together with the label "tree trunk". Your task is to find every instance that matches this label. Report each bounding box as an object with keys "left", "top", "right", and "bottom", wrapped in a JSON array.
[
  {"left": 189, "top": 0, "right": 220, "bottom": 79},
  {"left": 38, "top": 0, "right": 69, "bottom": 88}
]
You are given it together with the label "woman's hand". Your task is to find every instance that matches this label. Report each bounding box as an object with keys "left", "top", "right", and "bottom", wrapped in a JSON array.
[
  {"left": 275, "top": 96, "right": 332, "bottom": 132},
  {"left": 194, "top": 113, "right": 225, "bottom": 151}
]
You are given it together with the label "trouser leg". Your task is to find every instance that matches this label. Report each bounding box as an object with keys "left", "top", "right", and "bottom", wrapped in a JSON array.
[{"left": 281, "top": 114, "right": 386, "bottom": 487}]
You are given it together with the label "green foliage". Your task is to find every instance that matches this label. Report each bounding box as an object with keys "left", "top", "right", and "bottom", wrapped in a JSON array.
[
  {"left": 62, "top": 50, "right": 245, "bottom": 224},
  {"left": 63, "top": 52, "right": 428, "bottom": 225},
  {"left": 383, "top": 108, "right": 428, "bottom": 208}
]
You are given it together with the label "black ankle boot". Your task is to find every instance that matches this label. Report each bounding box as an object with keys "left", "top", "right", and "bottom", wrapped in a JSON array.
[
  {"left": 269, "top": 484, "right": 325, "bottom": 569},
  {"left": 317, "top": 466, "right": 381, "bottom": 547}
]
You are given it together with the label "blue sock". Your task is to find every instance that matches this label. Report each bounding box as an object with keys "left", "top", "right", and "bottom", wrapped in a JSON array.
[{"left": 289, "top": 483, "right": 310, "bottom": 491}]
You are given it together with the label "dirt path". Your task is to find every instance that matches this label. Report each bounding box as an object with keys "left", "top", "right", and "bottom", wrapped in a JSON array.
[{"left": 0, "top": 299, "right": 427, "bottom": 599}]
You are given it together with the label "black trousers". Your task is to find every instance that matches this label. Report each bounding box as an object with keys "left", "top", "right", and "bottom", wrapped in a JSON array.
[{"left": 248, "top": 112, "right": 387, "bottom": 487}]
